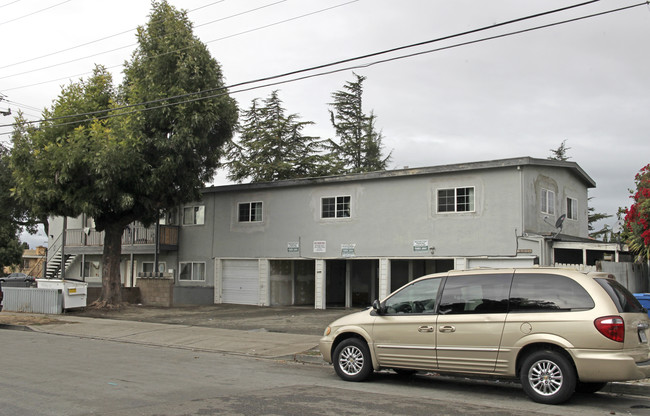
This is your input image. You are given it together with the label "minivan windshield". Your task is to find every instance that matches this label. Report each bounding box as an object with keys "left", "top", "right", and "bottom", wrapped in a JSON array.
[{"left": 595, "top": 278, "right": 645, "bottom": 313}]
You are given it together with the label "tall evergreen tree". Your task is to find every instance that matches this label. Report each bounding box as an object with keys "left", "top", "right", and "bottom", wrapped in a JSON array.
[
  {"left": 328, "top": 73, "right": 391, "bottom": 173},
  {"left": 548, "top": 139, "right": 571, "bottom": 161},
  {"left": 226, "top": 90, "right": 333, "bottom": 183}
]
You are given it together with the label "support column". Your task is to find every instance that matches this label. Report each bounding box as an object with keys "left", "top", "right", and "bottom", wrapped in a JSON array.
[
  {"left": 345, "top": 261, "right": 351, "bottom": 308},
  {"left": 314, "top": 259, "right": 326, "bottom": 309},
  {"left": 378, "top": 258, "right": 390, "bottom": 300}
]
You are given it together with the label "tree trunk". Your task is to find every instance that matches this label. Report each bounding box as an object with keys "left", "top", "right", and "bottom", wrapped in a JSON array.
[{"left": 93, "top": 222, "right": 123, "bottom": 308}]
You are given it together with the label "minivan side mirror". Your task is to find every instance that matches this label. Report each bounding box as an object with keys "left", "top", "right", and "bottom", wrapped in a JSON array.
[{"left": 372, "top": 299, "right": 384, "bottom": 315}]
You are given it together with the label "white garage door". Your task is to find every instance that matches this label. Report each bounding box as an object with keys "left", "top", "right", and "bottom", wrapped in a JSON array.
[{"left": 222, "top": 260, "right": 260, "bottom": 305}]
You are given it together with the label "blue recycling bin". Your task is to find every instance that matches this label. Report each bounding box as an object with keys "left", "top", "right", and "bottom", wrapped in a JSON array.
[{"left": 634, "top": 293, "right": 650, "bottom": 318}]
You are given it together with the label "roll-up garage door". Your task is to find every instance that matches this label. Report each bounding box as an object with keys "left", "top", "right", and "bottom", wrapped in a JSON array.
[{"left": 222, "top": 260, "right": 260, "bottom": 305}]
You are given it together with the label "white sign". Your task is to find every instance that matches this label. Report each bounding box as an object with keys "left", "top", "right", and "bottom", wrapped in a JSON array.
[
  {"left": 313, "top": 241, "right": 326, "bottom": 253},
  {"left": 287, "top": 242, "right": 300, "bottom": 253},
  {"left": 413, "top": 240, "right": 429, "bottom": 252},
  {"left": 341, "top": 243, "right": 356, "bottom": 257}
]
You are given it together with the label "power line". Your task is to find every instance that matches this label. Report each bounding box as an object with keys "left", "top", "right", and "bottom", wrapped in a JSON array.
[
  {"left": 0, "top": 1, "right": 228, "bottom": 71},
  {"left": 0, "top": 0, "right": 644, "bottom": 134},
  {"left": 0, "top": 0, "right": 289, "bottom": 77},
  {"left": 0, "top": 0, "right": 606, "bottom": 127},
  {"left": 0, "top": 0, "right": 71, "bottom": 26},
  {"left": 0, "top": 0, "right": 586, "bottom": 93},
  {"left": 0, "top": 1, "right": 22, "bottom": 9}
]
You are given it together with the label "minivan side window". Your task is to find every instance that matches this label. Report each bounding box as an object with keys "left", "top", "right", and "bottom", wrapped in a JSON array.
[
  {"left": 595, "top": 278, "right": 644, "bottom": 313},
  {"left": 438, "top": 274, "right": 512, "bottom": 314},
  {"left": 510, "top": 273, "right": 595, "bottom": 312},
  {"left": 384, "top": 277, "right": 442, "bottom": 315}
]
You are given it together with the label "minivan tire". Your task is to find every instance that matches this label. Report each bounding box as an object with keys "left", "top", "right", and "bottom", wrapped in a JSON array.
[
  {"left": 333, "top": 338, "right": 373, "bottom": 382},
  {"left": 575, "top": 381, "right": 607, "bottom": 394},
  {"left": 520, "top": 349, "right": 576, "bottom": 404}
]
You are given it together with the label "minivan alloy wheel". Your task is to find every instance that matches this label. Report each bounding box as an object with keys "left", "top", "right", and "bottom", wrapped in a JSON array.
[
  {"left": 332, "top": 338, "right": 373, "bottom": 382},
  {"left": 339, "top": 345, "right": 365, "bottom": 376},
  {"left": 528, "top": 359, "right": 563, "bottom": 396},
  {"left": 520, "top": 349, "right": 576, "bottom": 404}
]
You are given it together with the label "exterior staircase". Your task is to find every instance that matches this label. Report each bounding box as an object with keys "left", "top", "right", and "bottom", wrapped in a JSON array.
[{"left": 45, "top": 250, "right": 77, "bottom": 279}]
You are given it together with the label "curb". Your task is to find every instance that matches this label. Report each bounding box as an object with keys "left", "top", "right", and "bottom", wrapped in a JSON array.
[{"left": 0, "top": 323, "right": 33, "bottom": 331}]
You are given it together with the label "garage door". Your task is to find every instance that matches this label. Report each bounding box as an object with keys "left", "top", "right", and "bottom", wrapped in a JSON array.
[{"left": 222, "top": 260, "right": 260, "bottom": 305}]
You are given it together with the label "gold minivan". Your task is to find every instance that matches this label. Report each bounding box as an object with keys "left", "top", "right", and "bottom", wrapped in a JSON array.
[{"left": 320, "top": 268, "right": 650, "bottom": 404}]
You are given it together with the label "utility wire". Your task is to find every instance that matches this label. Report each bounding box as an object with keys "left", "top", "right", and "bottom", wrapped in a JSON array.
[
  {"left": 1, "top": 0, "right": 354, "bottom": 91},
  {"left": 0, "top": 0, "right": 288, "bottom": 75},
  {"left": 0, "top": 0, "right": 21, "bottom": 9},
  {"left": 0, "top": 0, "right": 71, "bottom": 26},
  {"left": 1, "top": 0, "right": 644, "bottom": 133},
  {"left": 0, "top": 0, "right": 605, "bottom": 127},
  {"left": 0, "top": 1, "right": 228, "bottom": 70}
]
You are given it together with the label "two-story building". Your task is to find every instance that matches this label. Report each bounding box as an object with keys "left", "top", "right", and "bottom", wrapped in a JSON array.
[{"left": 46, "top": 156, "right": 625, "bottom": 309}]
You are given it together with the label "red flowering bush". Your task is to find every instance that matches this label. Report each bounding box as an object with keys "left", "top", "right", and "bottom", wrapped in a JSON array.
[{"left": 623, "top": 164, "right": 650, "bottom": 261}]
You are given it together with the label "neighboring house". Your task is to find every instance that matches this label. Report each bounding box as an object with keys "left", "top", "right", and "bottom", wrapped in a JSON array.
[
  {"left": 21, "top": 246, "right": 46, "bottom": 278},
  {"left": 46, "top": 156, "right": 628, "bottom": 309}
]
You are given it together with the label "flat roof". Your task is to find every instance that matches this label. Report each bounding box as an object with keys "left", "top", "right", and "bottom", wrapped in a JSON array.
[{"left": 203, "top": 156, "right": 596, "bottom": 194}]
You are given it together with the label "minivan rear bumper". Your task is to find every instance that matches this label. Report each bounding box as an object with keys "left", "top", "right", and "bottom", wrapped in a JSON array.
[{"left": 572, "top": 349, "right": 650, "bottom": 382}]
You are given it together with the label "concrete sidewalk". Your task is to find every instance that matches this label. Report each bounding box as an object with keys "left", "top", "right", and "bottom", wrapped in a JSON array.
[{"left": 20, "top": 315, "right": 323, "bottom": 361}]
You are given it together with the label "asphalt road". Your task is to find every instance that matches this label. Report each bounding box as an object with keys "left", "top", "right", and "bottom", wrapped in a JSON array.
[{"left": 2, "top": 330, "right": 650, "bottom": 416}]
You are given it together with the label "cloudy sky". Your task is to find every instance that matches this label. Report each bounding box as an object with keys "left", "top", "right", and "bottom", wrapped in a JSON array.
[{"left": 1, "top": 0, "right": 648, "bottom": 247}]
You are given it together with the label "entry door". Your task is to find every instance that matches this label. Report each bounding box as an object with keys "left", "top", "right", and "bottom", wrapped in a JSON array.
[
  {"left": 435, "top": 272, "right": 513, "bottom": 373},
  {"left": 371, "top": 277, "right": 442, "bottom": 371}
]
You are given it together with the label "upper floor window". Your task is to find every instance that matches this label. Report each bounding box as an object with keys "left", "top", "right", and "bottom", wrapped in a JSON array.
[
  {"left": 322, "top": 196, "right": 351, "bottom": 218},
  {"left": 183, "top": 205, "right": 205, "bottom": 225},
  {"left": 437, "top": 187, "right": 474, "bottom": 213},
  {"left": 541, "top": 188, "right": 555, "bottom": 215},
  {"left": 566, "top": 197, "right": 578, "bottom": 220},
  {"left": 238, "top": 201, "right": 263, "bottom": 222}
]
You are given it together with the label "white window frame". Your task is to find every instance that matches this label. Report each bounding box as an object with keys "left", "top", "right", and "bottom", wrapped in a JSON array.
[
  {"left": 566, "top": 197, "right": 578, "bottom": 220},
  {"left": 541, "top": 189, "right": 555, "bottom": 215},
  {"left": 321, "top": 195, "right": 351, "bottom": 219},
  {"left": 238, "top": 201, "right": 263, "bottom": 223},
  {"left": 183, "top": 205, "right": 205, "bottom": 226},
  {"left": 437, "top": 186, "right": 475, "bottom": 213},
  {"left": 179, "top": 261, "right": 206, "bottom": 282}
]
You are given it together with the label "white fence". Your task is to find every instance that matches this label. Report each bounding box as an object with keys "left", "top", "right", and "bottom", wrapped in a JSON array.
[
  {"left": 554, "top": 262, "right": 649, "bottom": 293},
  {"left": 2, "top": 288, "right": 63, "bottom": 314}
]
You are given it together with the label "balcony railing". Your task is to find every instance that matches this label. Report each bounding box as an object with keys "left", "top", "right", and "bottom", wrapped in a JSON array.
[{"left": 65, "top": 225, "right": 179, "bottom": 250}]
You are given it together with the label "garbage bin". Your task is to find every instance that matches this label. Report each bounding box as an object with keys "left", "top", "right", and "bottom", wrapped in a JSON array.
[
  {"left": 634, "top": 293, "right": 650, "bottom": 318},
  {"left": 36, "top": 279, "right": 88, "bottom": 309}
]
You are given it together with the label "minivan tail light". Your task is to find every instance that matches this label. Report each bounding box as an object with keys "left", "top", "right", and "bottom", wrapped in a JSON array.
[{"left": 594, "top": 316, "right": 625, "bottom": 342}]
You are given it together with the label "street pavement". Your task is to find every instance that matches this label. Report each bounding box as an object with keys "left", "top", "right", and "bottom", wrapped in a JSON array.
[{"left": 1, "top": 304, "right": 649, "bottom": 397}]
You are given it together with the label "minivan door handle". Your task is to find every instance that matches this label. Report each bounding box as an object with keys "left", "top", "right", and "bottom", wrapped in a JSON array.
[
  {"left": 418, "top": 325, "right": 434, "bottom": 333},
  {"left": 439, "top": 325, "right": 456, "bottom": 333}
]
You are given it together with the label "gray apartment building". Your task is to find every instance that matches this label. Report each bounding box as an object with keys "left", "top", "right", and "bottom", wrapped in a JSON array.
[{"left": 46, "top": 156, "right": 623, "bottom": 309}]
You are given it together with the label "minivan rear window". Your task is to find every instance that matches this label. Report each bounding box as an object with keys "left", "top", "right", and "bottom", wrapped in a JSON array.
[
  {"left": 595, "top": 278, "right": 645, "bottom": 313},
  {"left": 510, "top": 273, "right": 595, "bottom": 312}
]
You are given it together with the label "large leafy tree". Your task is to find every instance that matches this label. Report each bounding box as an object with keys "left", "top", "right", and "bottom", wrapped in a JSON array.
[
  {"left": 11, "top": 1, "right": 237, "bottom": 307},
  {"left": 0, "top": 143, "right": 31, "bottom": 273},
  {"left": 622, "top": 164, "right": 650, "bottom": 262},
  {"left": 328, "top": 73, "right": 391, "bottom": 173},
  {"left": 226, "top": 90, "right": 333, "bottom": 182}
]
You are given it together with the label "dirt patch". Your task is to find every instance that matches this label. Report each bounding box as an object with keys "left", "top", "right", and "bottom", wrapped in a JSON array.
[{"left": 0, "top": 312, "right": 63, "bottom": 326}]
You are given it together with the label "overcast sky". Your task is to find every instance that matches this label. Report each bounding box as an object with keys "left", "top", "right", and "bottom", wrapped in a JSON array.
[{"left": 1, "top": 0, "right": 648, "bottom": 247}]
